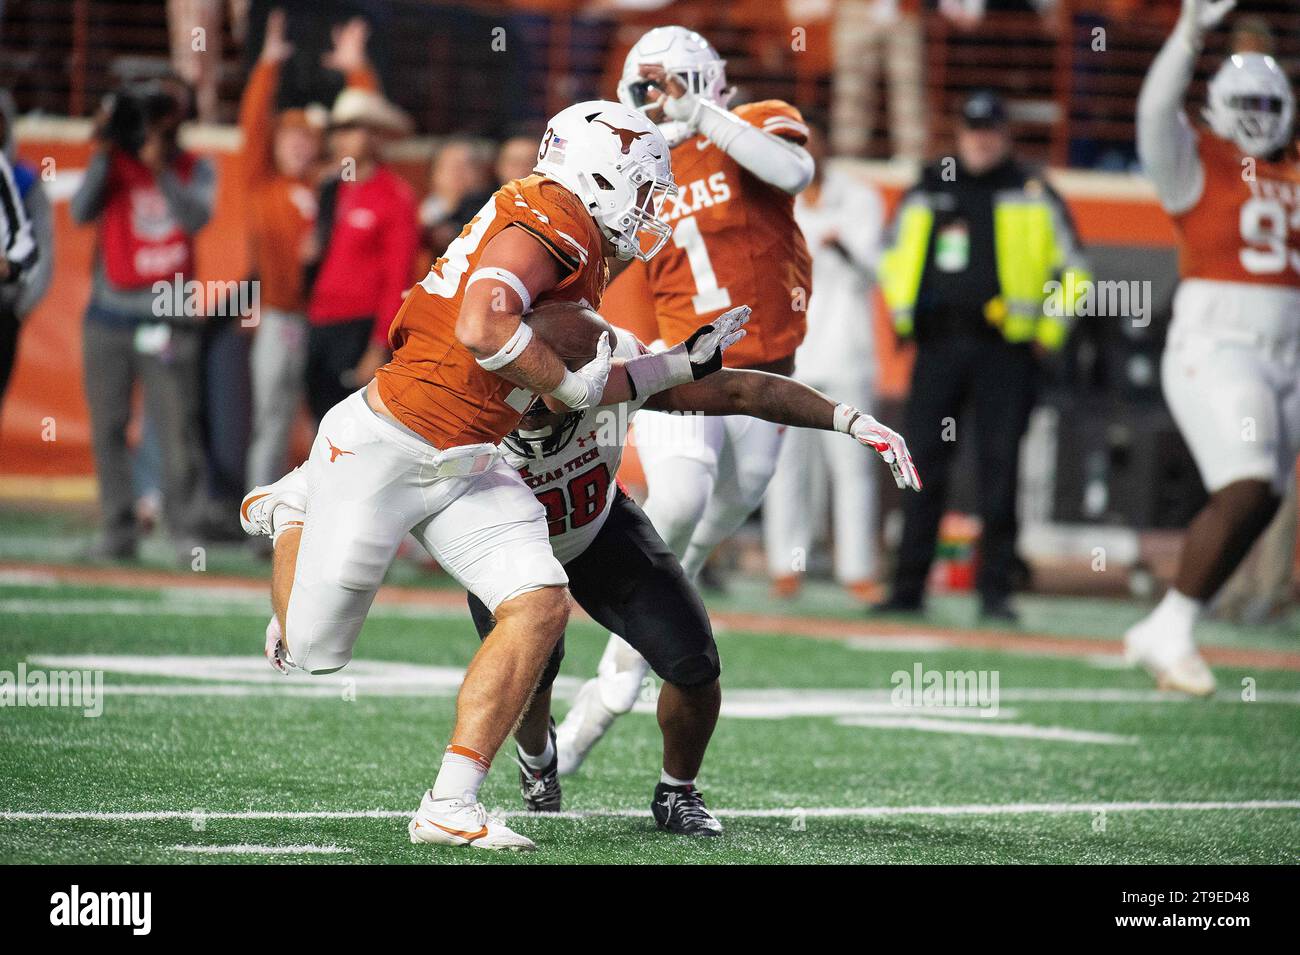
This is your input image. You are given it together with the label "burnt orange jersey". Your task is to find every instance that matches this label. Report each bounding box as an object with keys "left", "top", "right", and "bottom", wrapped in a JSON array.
[
  {"left": 375, "top": 175, "right": 609, "bottom": 448},
  {"left": 645, "top": 100, "right": 813, "bottom": 368},
  {"left": 1176, "top": 133, "right": 1300, "bottom": 287}
]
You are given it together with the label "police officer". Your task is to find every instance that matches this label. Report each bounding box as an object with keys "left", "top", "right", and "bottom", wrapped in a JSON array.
[{"left": 876, "top": 91, "right": 1089, "bottom": 622}]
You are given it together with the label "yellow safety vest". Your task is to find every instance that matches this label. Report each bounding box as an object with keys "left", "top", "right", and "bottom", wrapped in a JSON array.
[{"left": 881, "top": 182, "right": 1091, "bottom": 351}]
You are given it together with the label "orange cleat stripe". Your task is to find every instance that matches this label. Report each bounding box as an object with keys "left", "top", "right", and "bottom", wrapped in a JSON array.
[
  {"left": 430, "top": 821, "right": 489, "bottom": 842},
  {"left": 241, "top": 493, "right": 270, "bottom": 523}
]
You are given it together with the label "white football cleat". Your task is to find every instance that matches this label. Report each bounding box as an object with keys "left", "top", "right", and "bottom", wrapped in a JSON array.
[
  {"left": 408, "top": 792, "right": 535, "bottom": 851},
  {"left": 264, "top": 615, "right": 296, "bottom": 675},
  {"left": 555, "top": 677, "right": 618, "bottom": 777},
  {"left": 240, "top": 467, "right": 309, "bottom": 539},
  {"left": 1124, "top": 618, "right": 1216, "bottom": 697}
]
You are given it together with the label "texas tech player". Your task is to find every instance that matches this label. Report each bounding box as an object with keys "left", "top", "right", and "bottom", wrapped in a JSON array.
[
  {"left": 466, "top": 304, "right": 916, "bottom": 833},
  {"left": 1128, "top": 0, "right": 1300, "bottom": 695},
  {"left": 557, "top": 26, "right": 917, "bottom": 772}
]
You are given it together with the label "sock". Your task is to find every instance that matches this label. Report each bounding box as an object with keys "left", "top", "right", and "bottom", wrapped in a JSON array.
[
  {"left": 517, "top": 734, "right": 555, "bottom": 771},
  {"left": 432, "top": 744, "right": 491, "bottom": 802},
  {"left": 660, "top": 769, "right": 695, "bottom": 788},
  {"left": 1154, "top": 588, "right": 1203, "bottom": 638}
]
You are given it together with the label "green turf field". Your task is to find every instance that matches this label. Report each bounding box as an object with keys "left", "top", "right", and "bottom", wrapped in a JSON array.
[{"left": 1, "top": 561, "right": 1297, "bottom": 864}]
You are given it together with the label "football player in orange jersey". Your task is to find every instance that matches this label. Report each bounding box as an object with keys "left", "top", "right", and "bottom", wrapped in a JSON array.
[
  {"left": 556, "top": 26, "right": 921, "bottom": 775},
  {"left": 1128, "top": 0, "right": 1299, "bottom": 695},
  {"left": 239, "top": 100, "right": 749, "bottom": 851}
]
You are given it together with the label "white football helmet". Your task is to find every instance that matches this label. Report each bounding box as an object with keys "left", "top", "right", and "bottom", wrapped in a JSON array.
[
  {"left": 533, "top": 100, "right": 677, "bottom": 262},
  {"left": 617, "top": 25, "right": 731, "bottom": 148},
  {"left": 1204, "top": 53, "right": 1295, "bottom": 158}
]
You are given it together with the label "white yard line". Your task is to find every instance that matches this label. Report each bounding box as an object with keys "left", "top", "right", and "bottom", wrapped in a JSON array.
[
  {"left": 171, "top": 843, "right": 352, "bottom": 855},
  {"left": 3, "top": 801, "right": 1298, "bottom": 823},
  {"left": 836, "top": 715, "right": 1137, "bottom": 744},
  {"left": 0, "top": 598, "right": 458, "bottom": 620}
]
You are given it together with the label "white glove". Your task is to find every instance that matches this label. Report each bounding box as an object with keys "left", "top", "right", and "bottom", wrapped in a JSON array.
[
  {"left": 624, "top": 305, "right": 750, "bottom": 397},
  {"left": 683, "top": 304, "right": 750, "bottom": 376},
  {"left": 1178, "top": 0, "right": 1236, "bottom": 40},
  {"left": 835, "top": 405, "right": 922, "bottom": 492},
  {"left": 550, "top": 331, "right": 612, "bottom": 410},
  {"left": 658, "top": 71, "right": 703, "bottom": 129}
]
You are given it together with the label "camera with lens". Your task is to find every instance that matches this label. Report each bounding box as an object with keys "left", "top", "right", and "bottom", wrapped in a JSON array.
[{"left": 100, "top": 81, "right": 183, "bottom": 155}]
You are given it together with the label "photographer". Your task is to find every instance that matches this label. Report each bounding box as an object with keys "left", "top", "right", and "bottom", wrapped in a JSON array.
[
  {"left": 70, "top": 78, "right": 216, "bottom": 563},
  {"left": 0, "top": 89, "right": 44, "bottom": 407}
]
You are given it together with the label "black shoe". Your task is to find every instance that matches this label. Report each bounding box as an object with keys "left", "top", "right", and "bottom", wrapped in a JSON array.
[
  {"left": 651, "top": 783, "right": 723, "bottom": 837},
  {"left": 871, "top": 595, "right": 923, "bottom": 616},
  {"left": 515, "top": 719, "right": 561, "bottom": 812},
  {"left": 980, "top": 597, "right": 1019, "bottom": 624}
]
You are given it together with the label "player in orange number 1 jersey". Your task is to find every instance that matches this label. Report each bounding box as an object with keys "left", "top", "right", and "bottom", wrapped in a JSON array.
[
  {"left": 556, "top": 26, "right": 921, "bottom": 774},
  {"left": 1128, "top": 0, "right": 1299, "bottom": 695}
]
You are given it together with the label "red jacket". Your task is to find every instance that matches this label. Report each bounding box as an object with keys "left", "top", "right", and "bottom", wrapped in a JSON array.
[{"left": 308, "top": 165, "right": 419, "bottom": 346}]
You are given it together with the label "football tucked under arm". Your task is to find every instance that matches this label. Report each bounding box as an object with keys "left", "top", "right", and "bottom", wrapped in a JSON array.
[{"left": 456, "top": 229, "right": 612, "bottom": 410}]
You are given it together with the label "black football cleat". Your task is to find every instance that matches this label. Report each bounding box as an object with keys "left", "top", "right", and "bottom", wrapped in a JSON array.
[
  {"left": 651, "top": 783, "right": 723, "bottom": 837},
  {"left": 516, "top": 719, "right": 562, "bottom": 812}
]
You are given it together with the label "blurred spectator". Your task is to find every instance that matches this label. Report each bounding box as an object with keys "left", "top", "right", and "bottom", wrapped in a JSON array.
[
  {"left": 70, "top": 77, "right": 216, "bottom": 562},
  {"left": 765, "top": 119, "right": 887, "bottom": 602},
  {"left": 495, "top": 132, "right": 542, "bottom": 185},
  {"left": 875, "top": 91, "right": 1088, "bottom": 621},
  {"left": 241, "top": 10, "right": 376, "bottom": 493},
  {"left": 420, "top": 136, "right": 493, "bottom": 259},
  {"left": 1230, "top": 16, "right": 1275, "bottom": 55},
  {"left": 0, "top": 89, "right": 52, "bottom": 408},
  {"left": 241, "top": 0, "right": 392, "bottom": 110},
  {"left": 167, "top": 0, "right": 236, "bottom": 122},
  {"left": 831, "top": 0, "right": 926, "bottom": 160},
  {"left": 302, "top": 85, "right": 418, "bottom": 421}
]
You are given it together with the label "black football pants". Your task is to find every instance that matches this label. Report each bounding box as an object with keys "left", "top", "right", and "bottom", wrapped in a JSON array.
[
  {"left": 467, "top": 489, "right": 720, "bottom": 693},
  {"left": 891, "top": 333, "right": 1038, "bottom": 607}
]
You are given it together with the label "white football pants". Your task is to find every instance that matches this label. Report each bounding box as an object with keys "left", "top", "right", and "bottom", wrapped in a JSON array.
[
  {"left": 1162, "top": 280, "right": 1300, "bottom": 496},
  {"left": 593, "top": 410, "right": 785, "bottom": 711},
  {"left": 285, "top": 390, "right": 567, "bottom": 673},
  {"left": 763, "top": 377, "right": 878, "bottom": 583}
]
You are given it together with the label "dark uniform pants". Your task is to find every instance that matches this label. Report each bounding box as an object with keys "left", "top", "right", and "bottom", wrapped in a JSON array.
[
  {"left": 467, "top": 488, "right": 720, "bottom": 692},
  {"left": 892, "top": 333, "right": 1038, "bottom": 606}
]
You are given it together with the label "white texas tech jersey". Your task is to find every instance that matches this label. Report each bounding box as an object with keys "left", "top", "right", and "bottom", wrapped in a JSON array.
[{"left": 501, "top": 328, "right": 649, "bottom": 564}]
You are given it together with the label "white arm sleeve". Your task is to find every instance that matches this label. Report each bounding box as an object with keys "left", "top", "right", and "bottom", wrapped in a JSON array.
[
  {"left": 694, "top": 100, "right": 815, "bottom": 195},
  {"left": 1137, "top": 25, "right": 1205, "bottom": 215}
]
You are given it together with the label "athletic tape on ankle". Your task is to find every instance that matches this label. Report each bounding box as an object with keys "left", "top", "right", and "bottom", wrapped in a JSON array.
[{"left": 445, "top": 743, "right": 492, "bottom": 770}]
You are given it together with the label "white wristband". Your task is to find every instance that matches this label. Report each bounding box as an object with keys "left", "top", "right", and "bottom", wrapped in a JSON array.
[
  {"left": 833, "top": 403, "right": 862, "bottom": 435},
  {"left": 623, "top": 345, "right": 693, "bottom": 398},
  {"left": 475, "top": 321, "right": 534, "bottom": 372}
]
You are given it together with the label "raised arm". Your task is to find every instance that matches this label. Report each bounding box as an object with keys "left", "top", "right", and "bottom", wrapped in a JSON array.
[
  {"left": 240, "top": 8, "right": 297, "bottom": 189},
  {"left": 1137, "top": 0, "right": 1236, "bottom": 214},
  {"left": 643, "top": 65, "right": 813, "bottom": 195}
]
